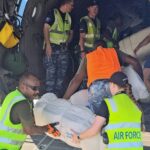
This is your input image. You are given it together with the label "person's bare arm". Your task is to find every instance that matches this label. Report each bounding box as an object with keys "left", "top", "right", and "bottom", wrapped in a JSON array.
[
  {"left": 143, "top": 68, "right": 150, "bottom": 92},
  {"left": 72, "top": 115, "right": 106, "bottom": 143},
  {"left": 79, "top": 33, "right": 86, "bottom": 58},
  {"left": 134, "top": 34, "right": 150, "bottom": 55},
  {"left": 16, "top": 101, "right": 47, "bottom": 135},
  {"left": 43, "top": 23, "right": 52, "bottom": 57},
  {"left": 63, "top": 58, "right": 86, "bottom": 99}
]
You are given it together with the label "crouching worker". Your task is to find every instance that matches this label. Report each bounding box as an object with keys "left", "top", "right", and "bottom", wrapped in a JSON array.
[
  {"left": 72, "top": 71, "right": 143, "bottom": 150},
  {"left": 0, "top": 72, "right": 60, "bottom": 150}
]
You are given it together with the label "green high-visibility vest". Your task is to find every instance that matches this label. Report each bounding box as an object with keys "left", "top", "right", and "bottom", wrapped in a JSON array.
[
  {"left": 104, "top": 93, "right": 143, "bottom": 150},
  {"left": 0, "top": 89, "right": 27, "bottom": 150},
  {"left": 81, "top": 16, "right": 100, "bottom": 50},
  {"left": 49, "top": 9, "right": 71, "bottom": 45},
  {"left": 104, "top": 27, "right": 119, "bottom": 48}
]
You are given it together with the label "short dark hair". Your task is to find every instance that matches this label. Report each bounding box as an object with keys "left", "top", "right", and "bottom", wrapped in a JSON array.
[
  {"left": 95, "top": 40, "right": 107, "bottom": 48},
  {"left": 19, "top": 72, "right": 39, "bottom": 84},
  {"left": 59, "top": 0, "right": 73, "bottom": 6}
]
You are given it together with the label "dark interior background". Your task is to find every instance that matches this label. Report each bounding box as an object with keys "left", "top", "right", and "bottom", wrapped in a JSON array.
[{"left": 0, "top": 0, "right": 150, "bottom": 79}]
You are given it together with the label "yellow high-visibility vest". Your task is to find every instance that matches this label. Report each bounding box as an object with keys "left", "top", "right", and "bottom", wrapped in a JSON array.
[
  {"left": 80, "top": 16, "right": 100, "bottom": 49},
  {"left": 49, "top": 9, "right": 71, "bottom": 45},
  {"left": 0, "top": 89, "right": 27, "bottom": 150},
  {"left": 104, "top": 93, "right": 143, "bottom": 150}
]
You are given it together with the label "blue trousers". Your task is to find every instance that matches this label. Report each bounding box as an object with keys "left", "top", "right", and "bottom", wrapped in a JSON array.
[{"left": 43, "top": 46, "right": 69, "bottom": 97}]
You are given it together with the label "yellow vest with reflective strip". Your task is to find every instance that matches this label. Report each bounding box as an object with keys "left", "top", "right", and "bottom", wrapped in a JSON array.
[
  {"left": 0, "top": 89, "right": 27, "bottom": 150},
  {"left": 81, "top": 16, "right": 100, "bottom": 49},
  {"left": 104, "top": 93, "right": 143, "bottom": 150},
  {"left": 104, "top": 27, "right": 119, "bottom": 48},
  {"left": 49, "top": 9, "right": 71, "bottom": 45}
]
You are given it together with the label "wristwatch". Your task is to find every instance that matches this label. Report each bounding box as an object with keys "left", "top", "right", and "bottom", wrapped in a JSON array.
[{"left": 77, "top": 134, "right": 80, "bottom": 140}]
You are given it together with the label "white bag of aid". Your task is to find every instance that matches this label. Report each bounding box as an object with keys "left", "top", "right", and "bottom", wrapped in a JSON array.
[
  {"left": 69, "top": 89, "right": 88, "bottom": 106},
  {"left": 123, "top": 66, "right": 149, "bottom": 100},
  {"left": 33, "top": 92, "right": 105, "bottom": 150}
]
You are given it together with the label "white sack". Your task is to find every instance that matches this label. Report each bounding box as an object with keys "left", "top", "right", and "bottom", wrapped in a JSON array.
[
  {"left": 122, "top": 66, "right": 149, "bottom": 100},
  {"left": 33, "top": 93, "right": 105, "bottom": 150},
  {"left": 69, "top": 89, "right": 88, "bottom": 106}
]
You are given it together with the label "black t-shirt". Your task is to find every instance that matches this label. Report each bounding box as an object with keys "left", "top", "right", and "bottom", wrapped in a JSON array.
[
  {"left": 80, "top": 17, "right": 98, "bottom": 33},
  {"left": 45, "top": 9, "right": 73, "bottom": 30},
  {"left": 95, "top": 92, "right": 127, "bottom": 125},
  {"left": 95, "top": 100, "right": 109, "bottom": 124}
]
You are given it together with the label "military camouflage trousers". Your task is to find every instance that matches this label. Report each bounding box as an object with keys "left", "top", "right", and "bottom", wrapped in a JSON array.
[{"left": 43, "top": 51, "right": 69, "bottom": 97}]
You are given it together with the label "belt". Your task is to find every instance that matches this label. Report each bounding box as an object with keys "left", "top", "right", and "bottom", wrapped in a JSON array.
[
  {"left": 89, "top": 79, "right": 108, "bottom": 88},
  {"left": 51, "top": 43, "right": 68, "bottom": 51},
  {"left": 51, "top": 43, "right": 67, "bottom": 47}
]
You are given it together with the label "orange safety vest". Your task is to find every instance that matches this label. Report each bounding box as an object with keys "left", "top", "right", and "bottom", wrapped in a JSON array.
[{"left": 86, "top": 47, "right": 121, "bottom": 87}]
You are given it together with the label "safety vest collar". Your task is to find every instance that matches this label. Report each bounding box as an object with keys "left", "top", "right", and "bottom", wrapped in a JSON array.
[{"left": 107, "top": 97, "right": 117, "bottom": 112}]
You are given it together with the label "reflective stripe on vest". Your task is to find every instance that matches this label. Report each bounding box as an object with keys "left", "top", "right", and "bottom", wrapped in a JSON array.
[
  {"left": 49, "top": 9, "right": 71, "bottom": 45},
  {"left": 81, "top": 16, "right": 100, "bottom": 48},
  {"left": 104, "top": 27, "right": 118, "bottom": 48},
  {"left": 104, "top": 94, "right": 143, "bottom": 150},
  {"left": 112, "top": 27, "right": 118, "bottom": 41},
  {"left": 0, "top": 89, "right": 27, "bottom": 149},
  {"left": 108, "top": 142, "right": 143, "bottom": 149},
  {"left": 86, "top": 47, "right": 121, "bottom": 87},
  {"left": 108, "top": 97, "right": 117, "bottom": 112},
  {"left": 104, "top": 122, "right": 141, "bottom": 130},
  {"left": 0, "top": 137, "right": 23, "bottom": 146}
]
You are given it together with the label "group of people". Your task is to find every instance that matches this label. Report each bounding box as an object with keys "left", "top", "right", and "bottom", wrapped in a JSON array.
[
  {"left": 43, "top": 0, "right": 143, "bottom": 98},
  {"left": 0, "top": 72, "right": 144, "bottom": 150},
  {"left": 0, "top": 0, "right": 148, "bottom": 149}
]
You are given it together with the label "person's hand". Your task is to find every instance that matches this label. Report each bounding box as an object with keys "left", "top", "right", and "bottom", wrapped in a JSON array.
[
  {"left": 72, "top": 133, "right": 80, "bottom": 144},
  {"left": 47, "top": 122, "right": 61, "bottom": 137},
  {"left": 71, "top": 129, "right": 80, "bottom": 144},
  {"left": 133, "top": 48, "right": 138, "bottom": 56},
  {"left": 46, "top": 44, "right": 52, "bottom": 57},
  {"left": 81, "top": 51, "right": 85, "bottom": 59}
]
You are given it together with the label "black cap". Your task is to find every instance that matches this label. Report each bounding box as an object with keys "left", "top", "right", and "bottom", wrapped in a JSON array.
[
  {"left": 109, "top": 71, "right": 128, "bottom": 87},
  {"left": 87, "top": 0, "right": 99, "bottom": 7}
]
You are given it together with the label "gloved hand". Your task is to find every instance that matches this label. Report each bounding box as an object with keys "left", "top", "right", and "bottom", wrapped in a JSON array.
[{"left": 47, "top": 122, "right": 61, "bottom": 137}]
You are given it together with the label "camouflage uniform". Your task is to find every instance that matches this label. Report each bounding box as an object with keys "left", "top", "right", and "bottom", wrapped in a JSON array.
[
  {"left": 43, "top": 8, "right": 73, "bottom": 97},
  {"left": 43, "top": 45, "right": 69, "bottom": 97},
  {"left": 87, "top": 80, "right": 112, "bottom": 113}
]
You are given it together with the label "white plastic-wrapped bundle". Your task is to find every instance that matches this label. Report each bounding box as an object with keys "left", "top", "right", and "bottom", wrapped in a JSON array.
[
  {"left": 69, "top": 89, "right": 88, "bottom": 106},
  {"left": 123, "top": 66, "right": 150, "bottom": 100},
  {"left": 33, "top": 92, "right": 105, "bottom": 150}
]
